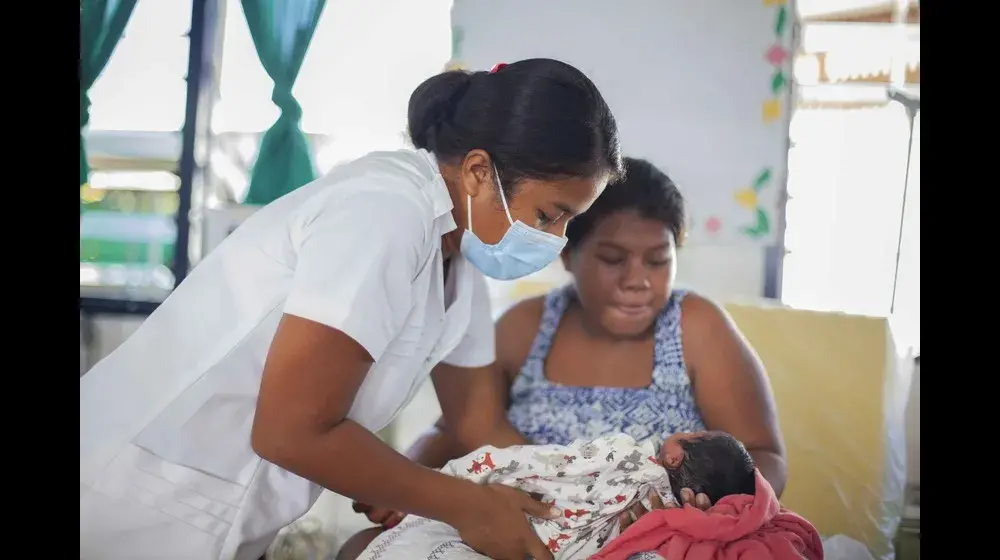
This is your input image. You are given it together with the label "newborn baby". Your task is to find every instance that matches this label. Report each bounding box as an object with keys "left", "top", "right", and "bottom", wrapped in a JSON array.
[
  {"left": 659, "top": 430, "right": 758, "bottom": 506},
  {"left": 357, "top": 432, "right": 756, "bottom": 560}
]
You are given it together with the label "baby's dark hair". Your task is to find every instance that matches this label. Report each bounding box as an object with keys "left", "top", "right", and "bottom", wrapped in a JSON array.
[
  {"left": 407, "top": 59, "right": 623, "bottom": 200},
  {"left": 565, "top": 157, "right": 686, "bottom": 251},
  {"left": 666, "top": 433, "right": 757, "bottom": 505}
]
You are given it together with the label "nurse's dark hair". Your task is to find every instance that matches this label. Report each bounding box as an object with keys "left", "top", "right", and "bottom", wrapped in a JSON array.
[
  {"left": 407, "top": 59, "right": 623, "bottom": 197},
  {"left": 565, "top": 157, "right": 687, "bottom": 250}
]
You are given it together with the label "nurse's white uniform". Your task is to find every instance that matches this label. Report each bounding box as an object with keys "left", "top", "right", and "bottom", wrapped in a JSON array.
[{"left": 80, "top": 149, "right": 496, "bottom": 560}]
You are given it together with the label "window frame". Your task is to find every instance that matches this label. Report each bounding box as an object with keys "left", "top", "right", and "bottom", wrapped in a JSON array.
[{"left": 79, "top": 0, "right": 220, "bottom": 317}]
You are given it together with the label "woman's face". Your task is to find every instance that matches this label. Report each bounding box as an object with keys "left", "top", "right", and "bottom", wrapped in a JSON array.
[
  {"left": 456, "top": 150, "right": 605, "bottom": 244},
  {"left": 563, "top": 210, "right": 677, "bottom": 337}
]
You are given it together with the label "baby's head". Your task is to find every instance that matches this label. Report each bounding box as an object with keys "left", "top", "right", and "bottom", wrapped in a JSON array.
[{"left": 660, "top": 431, "right": 757, "bottom": 505}]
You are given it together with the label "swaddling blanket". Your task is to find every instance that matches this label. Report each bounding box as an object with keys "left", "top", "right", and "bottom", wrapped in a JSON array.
[{"left": 359, "top": 434, "right": 675, "bottom": 560}]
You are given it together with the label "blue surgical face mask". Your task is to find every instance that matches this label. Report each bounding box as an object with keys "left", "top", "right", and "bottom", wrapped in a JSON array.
[{"left": 460, "top": 166, "right": 567, "bottom": 281}]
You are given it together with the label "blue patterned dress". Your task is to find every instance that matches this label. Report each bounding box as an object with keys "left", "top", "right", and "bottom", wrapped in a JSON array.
[{"left": 506, "top": 285, "right": 706, "bottom": 446}]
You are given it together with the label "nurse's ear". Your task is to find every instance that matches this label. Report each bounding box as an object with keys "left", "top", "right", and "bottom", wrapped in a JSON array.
[{"left": 458, "top": 149, "right": 495, "bottom": 199}]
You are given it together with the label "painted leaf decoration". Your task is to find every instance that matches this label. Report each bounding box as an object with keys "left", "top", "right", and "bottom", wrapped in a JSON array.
[
  {"left": 775, "top": 6, "right": 788, "bottom": 36},
  {"left": 771, "top": 71, "right": 786, "bottom": 94},
  {"left": 752, "top": 167, "right": 772, "bottom": 192},
  {"left": 743, "top": 208, "right": 771, "bottom": 238}
]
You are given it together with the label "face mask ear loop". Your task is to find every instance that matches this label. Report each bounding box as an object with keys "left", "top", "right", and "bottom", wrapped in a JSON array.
[
  {"left": 466, "top": 194, "right": 474, "bottom": 234},
  {"left": 494, "top": 165, "right": 515, "bottom": 225}
]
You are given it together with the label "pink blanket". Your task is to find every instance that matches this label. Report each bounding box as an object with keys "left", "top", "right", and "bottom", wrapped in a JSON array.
[{"left": 590, "top": 470, "right": 823, "bottom": 560}]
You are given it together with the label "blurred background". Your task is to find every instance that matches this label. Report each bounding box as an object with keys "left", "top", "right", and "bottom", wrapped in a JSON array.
[{"left": 79, "top": 1, "right": 919, "bottom": 558}]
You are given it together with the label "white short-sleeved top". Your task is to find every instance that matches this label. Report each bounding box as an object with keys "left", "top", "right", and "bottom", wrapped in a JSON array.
[{"left": 80, "top": 148, "right": 495, "bottom": 489}]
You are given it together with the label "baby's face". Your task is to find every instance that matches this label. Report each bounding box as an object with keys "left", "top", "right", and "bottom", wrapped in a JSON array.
[{"left": 659, "top": 431, "right": 721, "bottom": 468}]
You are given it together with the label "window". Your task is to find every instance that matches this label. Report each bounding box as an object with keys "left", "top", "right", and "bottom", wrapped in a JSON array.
[
  {"left": 82, "top": 0, "right": 193, "bottom": 303},
  {"left": 780, "top": 15, "right": 920, "bottom": 355},
  {"left": 87, "top": 0, "right": 193, "bottom": 132},
  {"left": 782, "top": 102, "right": 911, "bottom": 315},
  {"left": 80, "top": 171, "right": 179, "bottom": 297},
  {"left": 210, "top": 0, "right": 452, "bottom": 201}
]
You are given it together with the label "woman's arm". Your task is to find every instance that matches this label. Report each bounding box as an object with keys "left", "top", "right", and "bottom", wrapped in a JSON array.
[
  {"left": 251, "top": 187, "right": 491, "bottom": 520},
  {"left": 417, "top": 295, "right": 546, "bottom": 466},
  {"left": 404, "top": 417, "right": 466, "bottom": 470},
  {"left": 681, "top": 294, "right": 788, "bottom": 497},
  {"left": 251, "top": 186, "right": 481, "bottom": 516},
  {"left": 431, "top": 271, "right": 530, "bottom": 453},
  {"left": 252, "top": 314, "right": 485, "bottom": 523},
  {"left": 254, "top": 315, "right": 557, "bottom": 560},
  {"left": 409, "top": 365, "right": 522, "bottom": 470},
  {"left": 253, "top": 190, "right": 556, "bottom": 559},
  {"left": 432, "top": 362, "right": 530, "bottom": 452}
]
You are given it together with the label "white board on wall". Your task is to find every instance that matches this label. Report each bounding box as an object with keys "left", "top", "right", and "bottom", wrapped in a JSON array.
[{"left": 450, "top": 0, "right": 794, "bottom": 247}]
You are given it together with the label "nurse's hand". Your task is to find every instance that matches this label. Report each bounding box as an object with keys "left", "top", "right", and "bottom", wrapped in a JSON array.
[
  {"left": 452, "top": 483, "right": 557, "bottom": 560},
  {"left": 351, "top": 501, "right": 406, "bottom": 529}
]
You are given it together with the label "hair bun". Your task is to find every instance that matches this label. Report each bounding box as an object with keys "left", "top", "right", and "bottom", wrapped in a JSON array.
[{"left": 407, "top": 70, "right": 475, "bottom": 151}]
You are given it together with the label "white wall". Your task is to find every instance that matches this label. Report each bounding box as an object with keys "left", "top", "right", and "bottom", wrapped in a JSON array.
[{"left": 450, "top": 0, "right": 794, "bottom": 300}]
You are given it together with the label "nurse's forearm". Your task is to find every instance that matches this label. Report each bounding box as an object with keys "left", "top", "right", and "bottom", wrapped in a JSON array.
[
  {"left": 408, "top": 416, "right": 530, "bottom": 470},
  {"left": 405, "top": 425, "right": 465, "bottom": 470},
  {"left": 262, "top": 419, "right": 482, "bottom": 523},
  {"left": 458, "top": 418, "right": 531, "bottom": 452}
]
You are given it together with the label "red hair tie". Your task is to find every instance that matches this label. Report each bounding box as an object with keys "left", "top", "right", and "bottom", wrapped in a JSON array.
[{"left": 489, "top": 63, "right": 508, "bottom": 74}]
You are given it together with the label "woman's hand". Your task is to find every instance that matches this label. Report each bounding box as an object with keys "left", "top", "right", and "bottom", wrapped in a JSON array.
[
  {"left": 618, "top": 489, "right": 712, "bottom": 532},
  {"left": 450, "top": 483, "right": 558, "bottom": 560},
  {"left": 351, "top": 501, "right": 406, "bottom": 529},
  {"left": 619, "top": 492, "right": 672, "bottom": 532},
  {"left": 679, "top": 488, "right": 712, "bottom": 510}
]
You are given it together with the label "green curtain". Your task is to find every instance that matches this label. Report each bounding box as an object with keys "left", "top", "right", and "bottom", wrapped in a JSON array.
[
  {"left": 81, "top": 0, "right": 139, "bottom": 189},
  {"left": 241, "top": 0, "right": 327, "bottom": 205}
]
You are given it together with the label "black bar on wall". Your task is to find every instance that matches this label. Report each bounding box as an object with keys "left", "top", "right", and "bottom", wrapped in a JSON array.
[
  {"left": 762, "top": 245, "right": 784, "bottom": 300},
  {"left": 172, "top": 0, "right": 218, "bottom": 286}
]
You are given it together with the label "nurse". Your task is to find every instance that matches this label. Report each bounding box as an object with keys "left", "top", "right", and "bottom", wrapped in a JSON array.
[{"left": 80, "top": 58, "right": 622, "bottom": 560}]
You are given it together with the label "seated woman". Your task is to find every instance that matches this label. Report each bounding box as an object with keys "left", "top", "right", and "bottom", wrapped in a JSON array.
[{"left": 339, "top": 157, "right": 786, "bottom": 559}]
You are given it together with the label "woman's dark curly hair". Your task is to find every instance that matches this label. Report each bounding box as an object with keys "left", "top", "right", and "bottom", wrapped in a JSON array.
[{"left": 565, "top": 157, "right": 686, "bottom": 250}]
